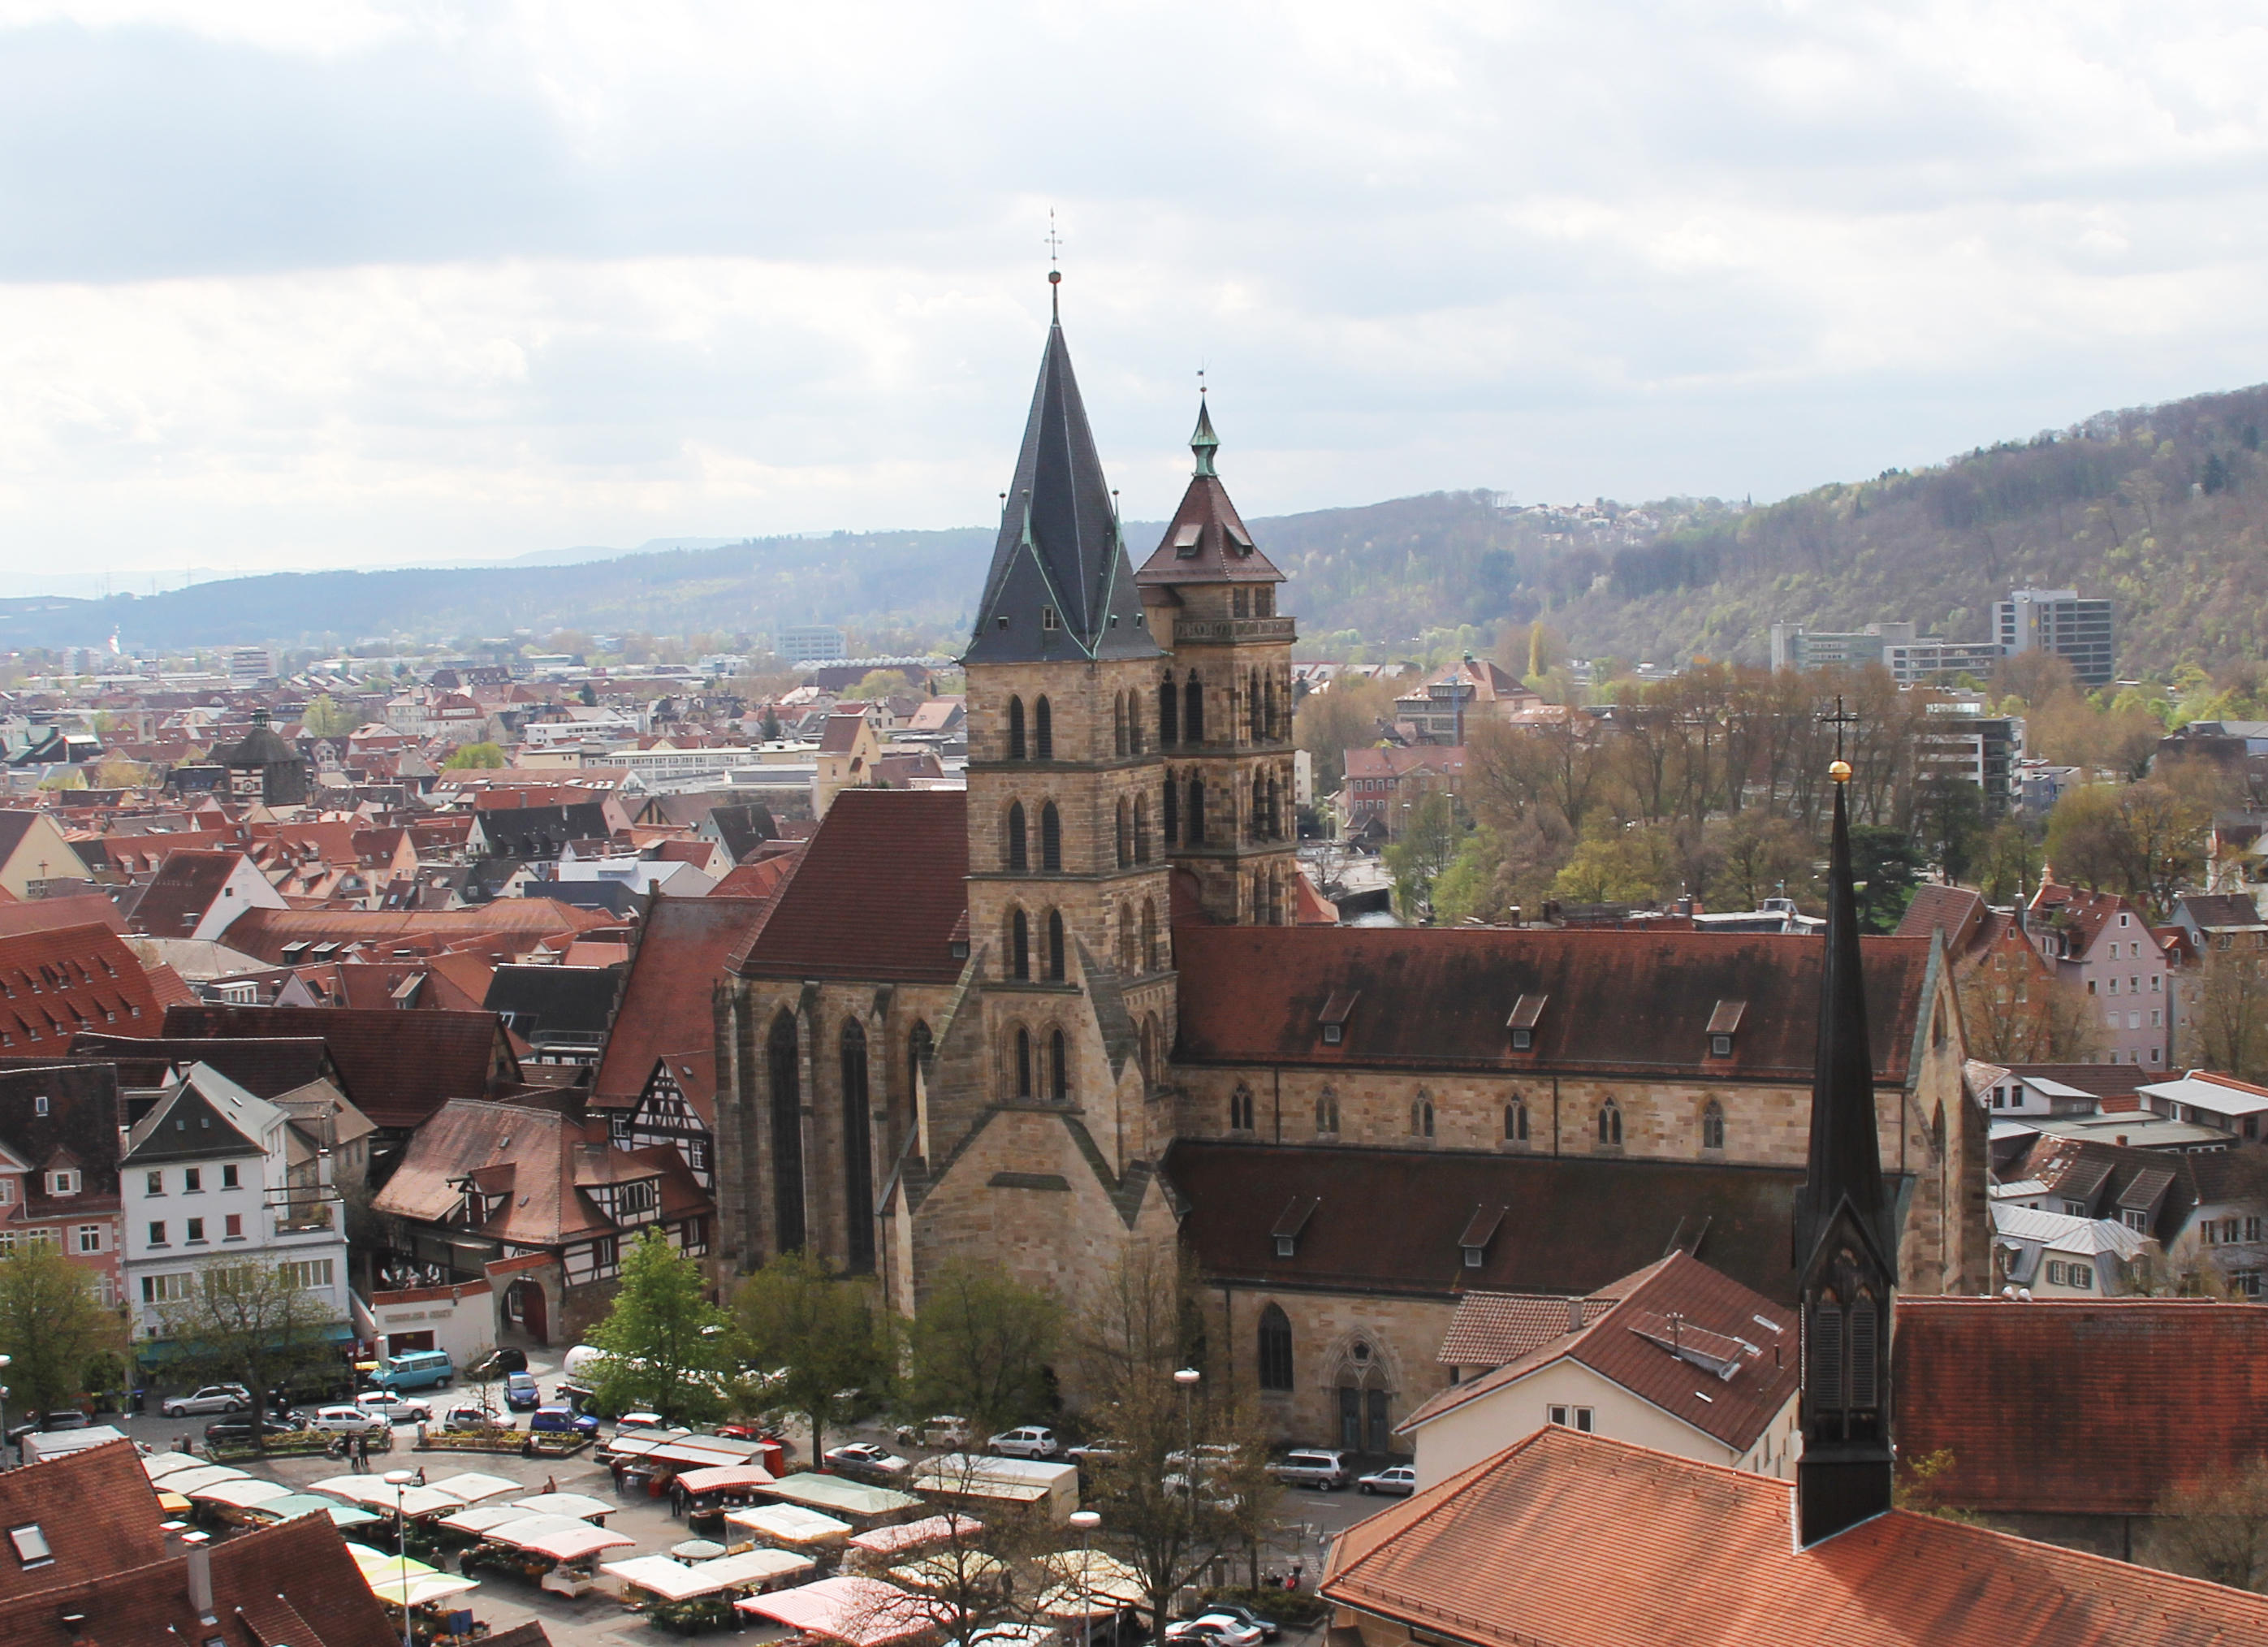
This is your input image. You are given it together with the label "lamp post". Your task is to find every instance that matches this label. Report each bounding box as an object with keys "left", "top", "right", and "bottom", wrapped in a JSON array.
[
  {"left": 382, "top": 1468, "right": 416, "bottom": 1647},
  {"left": 1068, "top": 1509, "right": 1101, "bottom": 1647},
  {"left": 1173, "top": 1368, "right": 1202, "bottom": 1610},
  {"left": 0, "top": 1351, "right": 12, "bottom": 1471}
]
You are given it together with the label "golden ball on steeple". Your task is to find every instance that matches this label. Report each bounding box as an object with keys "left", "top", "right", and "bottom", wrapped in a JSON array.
[{"left": 1829, "top": 759, "right": 1853, "bottom": 783}]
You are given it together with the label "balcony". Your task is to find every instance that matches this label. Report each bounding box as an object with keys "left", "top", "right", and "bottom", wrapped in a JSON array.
[{"left": 1173, "top": 616, "right": 1296, "bottom": 646}]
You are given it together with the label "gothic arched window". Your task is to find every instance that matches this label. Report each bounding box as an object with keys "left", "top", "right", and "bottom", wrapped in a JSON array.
[
  {"left": 1258, "top": 1303, "right": 1294, "bottom": 1392},
  {"left": 1184, "top": 675, "right": 1204, "bottom": 743},
  {"left": 840, "top": 1020, "right": 874, "bottom": 1269},
  {"left": 1005, "top": 802, "right": 1026, "bottom": 871},
  {"left": 1007, "top": 696, "right": 1026, "bottom": 761},
  {"left": 1041, "top": 802, "right": 1062, "bottom": 871},
  {"left": 1034, "top": 696, "right": 1054, "bottom": 760},
  {"left": 1599, "top": 1100, "right": 1622, "bottom": 1147},
  {"left": 1046, "top": 909, "right": 1066, "bottom": 981},
  {"left": 1410, "top": 1096, "right": 1434, "bottom": 1139},
  {"left": 1015, "top": 1027, "right": 1033, "bottom": 1098},
  {"left": 1116, "top": 798, "right": 1131, "bottom": 868},
  {"left": 1187, "top": 778, "right": 1207, "bottom": 845},
  {"left": 1249, "top": 668, "right": 1262, "bottom": 741},
  {"left": 1010, "top": 909, "right": 1030, "bottom": 980},
  {"left": 1231, "top": 1084, "right": 1255, "bottom": 1131},
  {"left": 1162, "top": 777, "right": 1178, "bottom": 845},
  {"left": 1505, "top": 1100, "right": 1528, "bottom": 1143},
  {"left": 1159, "top": 679, "right": 1178, "bottom": 746},
  {"left": 1701, "top": 1100, "right": 1726, "bottom": 1152},
  {"left": 1134, "top": 794, "right": 1151, "bottom": 864},
  {"left": 767, "top": 1013, "right": 805, "bottom": 1252},
  {"left": 1142, "top": 899, "right": 1160, "bottom": 973},
  {"left": 1050, "top": 1027, "right": 1070, "bottom": 1100},
  {"left": 1317, "top": 1087, "right": 1341, "bottom": 1135},
  {"left": 1113, "top": 693, "right": 1128, "bottom": 758}
]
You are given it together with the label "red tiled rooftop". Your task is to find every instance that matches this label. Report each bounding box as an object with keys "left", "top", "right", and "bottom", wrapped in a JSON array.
[{"left": 734, "top": 789, "right": 968, "bottom": 985}]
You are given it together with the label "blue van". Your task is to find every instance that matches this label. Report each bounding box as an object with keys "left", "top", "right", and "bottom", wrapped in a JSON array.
[
  {"left": 531, "top": 1403, "right": 599, "bottom": 1438},
  {"left": 369, "top": 1349, "right": 455, "bottom": 1392}
]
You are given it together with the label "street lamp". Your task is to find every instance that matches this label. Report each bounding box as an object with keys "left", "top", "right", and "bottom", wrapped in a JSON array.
[
  {"left": 382, "top": 1468, "right": 416, "bottom": 1647},
  {"left": 1067, "top": 1509, "right": 1102, "bottom": 1647},
  {"left": 1172, "top": 1367, "right": 1201, "bottom": 1507},
  {"left": 0, "top": 1351, "right": 12, "bottom": 1472}
]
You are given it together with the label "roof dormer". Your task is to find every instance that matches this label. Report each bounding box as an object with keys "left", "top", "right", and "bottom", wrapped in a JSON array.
[
  {"left": 1707, "top": 999, "right": 1746, "bottom": 1059},
  {"left": 1318, "top": 990, "right": 1359, "bottom": 1048},
  {"left": 1458, "top": 1204, "right": 1508, "bottom": 1270},
  {"left": 1271, "top": 1195, "right": 1319, "bottom": 1259},
  {"left": 1507, "top": 993, "right": 1548, "bottom": 1053}
]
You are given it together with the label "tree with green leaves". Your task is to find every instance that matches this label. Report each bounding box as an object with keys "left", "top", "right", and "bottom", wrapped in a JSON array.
[
  {"left": 442, "top": 741, "right": 506, "bottom": 770},
  {"left": 301, "top": 694, "right": 356, "bottom": 738},
  {"left": 0, "top": 1245, "right": 121, "bottom": 1419},
  {"left": 1385, "top": 790, "right": 1462, "bottom": 919},
  {"left": 907, "top": 1262, "right": 1061, "bottom": 1439},
  {"left": 1912, "top": 774, "right": 1987, "bottom": 884},
  {"left": 731, "top": 1251, "right": 892, "bottom": 1464},
  {"left": 153, "top": 1258, "right": 343, "bottom": 1446},
  {"left": 1849, "top": 824, "right": 1921, "bottom": 933},
  {"left": 588, "top": 1227, "right": 733, "bottom": 1423}
]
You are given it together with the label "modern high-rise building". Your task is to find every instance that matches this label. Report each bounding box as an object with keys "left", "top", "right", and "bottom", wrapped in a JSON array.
[
  {"left": 779, "top": 625, "right": 849, "bottom": 665},
  {"left": 1995, "top": 587, "right": 2114, "bottom": 688}
]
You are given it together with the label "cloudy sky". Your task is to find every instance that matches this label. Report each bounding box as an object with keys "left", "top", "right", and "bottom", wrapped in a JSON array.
[{"left": 2, "top": 0, "right": 2266, "bottom": 583}]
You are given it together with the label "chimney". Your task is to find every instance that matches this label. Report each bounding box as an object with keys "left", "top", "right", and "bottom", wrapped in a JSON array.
[
  {"left": 184, "top": 1540, "right": 215, "bottom": 1622},
  {"left": 1566, "top": 1295, "right": 1584, "bottom": 1334}
]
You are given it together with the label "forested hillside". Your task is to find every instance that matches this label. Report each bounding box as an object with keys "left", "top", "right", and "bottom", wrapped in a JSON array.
[{"left": 9, "top": 381, "right": 2267, "bottom": 672}]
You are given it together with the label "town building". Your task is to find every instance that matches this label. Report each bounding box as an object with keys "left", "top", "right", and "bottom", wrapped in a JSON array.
[
  {"left": 2027, "top": 881, "right": 2171, "bottom": 1067},
  {"left": 120, "top": 1062, "right": 352, "bottom": 1344},
  {"left": 1397, "top": 1251, "right": 1801, "bottom": 1487},
  {"left": 779, "top": 625, "right": 849, "bottom": 665},
  {"left": 1391, "top": 655, "right": 1537, "bottom": 743},
  {"left": 0, "top": 1062, "right": 125, "bottom": 1303},
  {"left": 0, "top": 809, "right": 91, "bottom": 897},
  {"left": 1997, "top": 586, "right": 2115, "bottom": 688},
  {"left": 1338, "top": 744, "right": 1466, "bottom": 841},
  {"left": 1913, "top": 699, "right": 2020, "bottom": 810}
]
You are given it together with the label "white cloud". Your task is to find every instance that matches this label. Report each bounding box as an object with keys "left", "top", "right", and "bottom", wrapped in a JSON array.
[{"left": 0, "top": 0, "right": 2266, "bottom": 575}]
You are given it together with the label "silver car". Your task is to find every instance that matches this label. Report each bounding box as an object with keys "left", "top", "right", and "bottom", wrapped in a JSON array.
[
  {"left": 1356, "top": 1464, "right": 1416, "bottom": 1496},
  {"left": 162, "top": 1384, "right": 251, "bottom": 1417},
  {"left": 308, "top": 1404, "right": 391, "bottom": 1436},
  {"left": 987, "top": 1425, "right": 1061, "bottom": 1459}
]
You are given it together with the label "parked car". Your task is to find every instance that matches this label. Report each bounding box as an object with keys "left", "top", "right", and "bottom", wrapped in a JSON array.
[
  {"left": 531, "top": 1403, "right": 602, "bottom": 1439},
  {"left": 1269, "top": 1449, "right": 1350, "bottom": 1491},
  {"left": 987, "top": 1425, "right": 1061, "bottom": 1459},
  {"left": 467, "top": 1347, "right": 529, "bottom": 1381},
  {"left": 896, "top": 1414, "right": 972, "bottom": 1450},
  {"left": 503, "top": 1371, "right": 541, "bottom": 1411},
  {"left": 162, "top": 1384, "right": 252, "bottom": 1417},
  {"left": 1356, "top": 1464, "right": 1416, "bottom": 1496},
  {"left": 367, "top": 1349, "right": 454, "bottom": 1392},
  {"left": 354, "top": 1391, "right": 434, "bottom": 1423},
  {"left": 441, "top": 1404, "right": 514, "bottom": 1433},
  {"left": 1164, "top": 1620, "right": 1264, "bottom": 1647},
  {"left": 1190, "top": 1606, "right": 1280, "bottom": 1641},
  {"left": 36, "top": 1410, "right": 93, "bottom": 1433},
  {"left": 307, "top": 1405, "right": 391, "bottom": 1436},
  {"left": 823, "top": 1442, "right": 913, "bottom": 1481},
  {"left": 204, "top": 1415, "right": 302, "bottom": 1447},
  {"left": 1065, "top": 1438, "right": 1123, "bottom": 1469},
  {"left": 614, "top": 1412, "right": 672, "bottom": 1437},
  {"left": 714, "top": 1421, "right": 793, "bottom": 1457}
]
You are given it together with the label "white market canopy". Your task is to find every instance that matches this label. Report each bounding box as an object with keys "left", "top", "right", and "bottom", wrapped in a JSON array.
[
  {"left": 508, "top": 1491, "right": 614, "bottom": 1522},
  {"left": 847, "top": 1515, "right": 983, "bottom": 1561},
  {"left": 726, "top": 1503, "right": 854, "bottom": 1548},
  {"left": 438, "top": 1504, "right": 541, "bottom": 1537},
  {"left": 161, "top": 1465, "right": 251, "bottom": 1496},
  {"left": 601, "top": 1548, "right": 814, "bottom": 1602},
  {"left": 736, "top": 1574, "right": 938, "bottom": 1647},
  {"left": 308, "top": 1477, "right": 469, "bottom": 1519},
  {"left": 502, "top": 1519, "right": 634, "bottom": 1562},
  {"left": 763, "top": 1472, "right": 922, "bottom": 1520},
  {"left": 425, "top": 1472, "right": 524, "bottom": 1504},
  {"left": 1035, "top": 1552, "right": 1149, "bottom": 1619},
  {"left": 190, "top": 1477, "right": 297, "bottom": 1510},
  {"left": 140, "top": 1451, "right": 203, "bottom": 1481},
  {"left": 371, "top": 1572, "right": 482, "bottom": 1610}
]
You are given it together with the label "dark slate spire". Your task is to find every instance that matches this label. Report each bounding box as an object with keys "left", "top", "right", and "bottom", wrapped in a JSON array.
[
  {"left": 961, "top": 288, "right": 1162, "bottom": 668},
  {"left": 1794, "top": 757, "right": 1899, "bottom": 1548}
]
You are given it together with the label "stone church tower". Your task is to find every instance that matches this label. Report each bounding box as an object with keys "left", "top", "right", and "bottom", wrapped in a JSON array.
[{"left": 1135, "top": 400, "right": 1300, "bottom": 924}]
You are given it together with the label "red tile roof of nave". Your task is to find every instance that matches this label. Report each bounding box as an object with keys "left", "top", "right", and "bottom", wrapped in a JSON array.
[
  {"left": 593, "top": 894, "right": 785, "bottom": 1110},
  {"left": 1172, "top": 924, "right": 1932, "bottom": 1080},
  {"left": 732, "top": 789, "right": 968, "bottom": 986}
]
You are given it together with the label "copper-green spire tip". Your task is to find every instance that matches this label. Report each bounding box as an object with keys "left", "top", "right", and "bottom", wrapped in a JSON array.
[{"left": 1190, "top": 394, "right": 1220, "bottom": 478}]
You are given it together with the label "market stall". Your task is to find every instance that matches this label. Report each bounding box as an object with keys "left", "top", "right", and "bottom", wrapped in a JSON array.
[
  {"left": 140, "top": 1451, "right": 203, "bottom": 1482},
  {"left": 188, "top": 1476, "right": 299, "bottom": 1528},
  {"left": 726, "top": 1502, "right": 854, "bottom": 1561},
  {"left": 460, "top": 1511, "right": 634, "bottom": 1597},
  {"left": 843, "top": 1515, "right": 985, "bottom": 1577},
  {"left": 162, "top": 1465, "right": 251, "bottom": 1497},
  {"left": 603, "top": 1546, "right": 816, "bottom": 1606},
  {"left": 759, "top": 1472, "right": 921, "bottom": 1531},
  {"left": 672, "top": 1463, "right": 775, "bottom": 1531},
  {"left": 505, "top": 1490, "right": 614, "bottom": 1523},
  {"left": 309, "top": 1476, "right": 471, "bottom": 1520},
  {"left": 242, "top": 1493, "right": 385, "bottom": 1532},
  {"left": 1034, "top": 1551, "right": 1150, "bottom": 1631},
  {"left": 735, "top": 1573, "right": 940, "bottom": 1647},
  {"left": 425, "top": 1472, "right": 525, "bottom": 1505}
]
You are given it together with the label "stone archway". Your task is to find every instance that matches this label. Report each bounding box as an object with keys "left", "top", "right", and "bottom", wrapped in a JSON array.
[{"left": 1326, "top": 1331, "right": 1398, "bottom": 1455}]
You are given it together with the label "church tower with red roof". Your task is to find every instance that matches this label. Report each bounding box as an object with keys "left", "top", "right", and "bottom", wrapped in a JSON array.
[{"left": 1134, "top": 396, "right": 1301, "bottom": 925}]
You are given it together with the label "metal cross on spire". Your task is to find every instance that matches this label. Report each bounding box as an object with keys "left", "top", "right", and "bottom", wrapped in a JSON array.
[
  {"left": 1821, "top": 694, "right": 1860, "bottom": 769},
  {"left": 1045, "top": 210, "right": 1063, "bottom": 318}
]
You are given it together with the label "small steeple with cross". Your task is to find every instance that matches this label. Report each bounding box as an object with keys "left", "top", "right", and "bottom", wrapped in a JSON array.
[{"left": 1821, "top": 695, "right": 1859, "bottom": 780}]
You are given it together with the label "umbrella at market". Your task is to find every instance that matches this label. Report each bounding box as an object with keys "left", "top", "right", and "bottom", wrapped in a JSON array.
[
  {"left": 369, "top": 1572, "right": 481, "bottom": 1609},
  {"left": 669, "top": 1538, "right": 728, "bottom": 1561}
]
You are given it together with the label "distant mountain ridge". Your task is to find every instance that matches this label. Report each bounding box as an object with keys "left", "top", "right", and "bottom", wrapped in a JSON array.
[{"left": 11, "top": 380, "right": 2266, "bottom": 672}]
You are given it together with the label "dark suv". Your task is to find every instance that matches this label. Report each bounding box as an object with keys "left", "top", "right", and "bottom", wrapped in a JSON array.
[{"left": 205, "top": 1415, "right": 303, "bottom": 1448}]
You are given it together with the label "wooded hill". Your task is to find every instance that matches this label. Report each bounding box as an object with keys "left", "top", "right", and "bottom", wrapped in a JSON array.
[{"left": 12, "top": 380, "right": 2267, "bottom": 671}]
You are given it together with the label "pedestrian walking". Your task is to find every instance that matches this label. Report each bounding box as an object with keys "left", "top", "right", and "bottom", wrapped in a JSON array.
[
  {"left": 352, "top": 1433, "right": 368, "bottom": 1473},
  {"left": 543, "top": 1473, "right": 557, "bottom": 1495}
]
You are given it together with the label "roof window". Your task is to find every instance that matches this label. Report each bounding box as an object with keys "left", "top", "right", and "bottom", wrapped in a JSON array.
[
  {"left": 1173, "top": 523, "right": 1203, "bottom": 557},
  {"left": 1041, "top": 607, "right": 1059, "bottom": 631},
  {"left": 1271, "top": 1195, "right": 1319, "bottom": 1258},
  {"left": 1707, "top": 999, "right": 1745, "bottom": 1058},
  {"left": 1507, "top": 993, "right": 1548, "bottom": 1052},
  {"left": 1318, "top": 990, "right": 1359, "bottom": 1046},
  {"left": 1458, "top": 1204, "right": 1506, "bottom": 1269},
  {"left": 8, "top": 1524, "right": 50, "bottom": 1567}
]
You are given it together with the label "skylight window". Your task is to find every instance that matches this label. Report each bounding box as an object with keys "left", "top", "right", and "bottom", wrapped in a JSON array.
[{"left": 9, "top": 1524, "right": 50, "bottom": 1566}]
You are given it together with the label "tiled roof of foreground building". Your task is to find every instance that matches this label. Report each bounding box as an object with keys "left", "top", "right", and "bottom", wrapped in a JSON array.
[{"left": 1324, "top": 1425, "right": 2268, "bottom": 1646}]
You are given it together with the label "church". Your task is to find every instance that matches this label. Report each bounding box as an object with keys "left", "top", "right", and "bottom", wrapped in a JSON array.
[{"left": 712, "top": 279, "right": 1990, "bottom": 1449}]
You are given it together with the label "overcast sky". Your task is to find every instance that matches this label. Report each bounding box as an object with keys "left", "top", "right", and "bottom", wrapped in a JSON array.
[{"left": 2, "top": 1, "right": 2266, "bottom": 582}]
